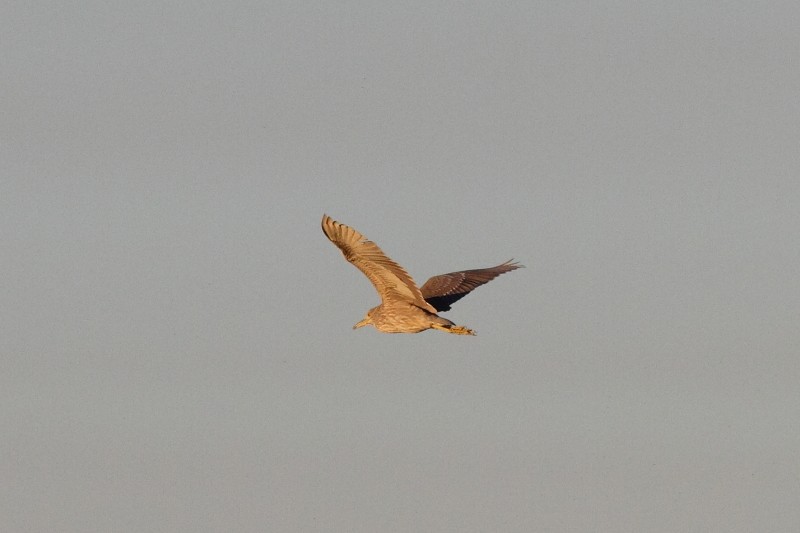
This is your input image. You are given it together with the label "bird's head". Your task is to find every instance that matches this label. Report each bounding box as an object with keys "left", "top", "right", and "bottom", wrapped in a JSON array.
[{"left": 353, "top": 309, "right": 375, "bottom": 330}]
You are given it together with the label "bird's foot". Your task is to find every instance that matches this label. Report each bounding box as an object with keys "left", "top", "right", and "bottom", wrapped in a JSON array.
[{"left": 433, "top": 324, "right": 476, "bottom": 336}]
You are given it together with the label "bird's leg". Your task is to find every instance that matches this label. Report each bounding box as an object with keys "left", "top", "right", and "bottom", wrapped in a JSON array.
[{"left": 431, "top": 323, "right": 476, "bottom": 336}]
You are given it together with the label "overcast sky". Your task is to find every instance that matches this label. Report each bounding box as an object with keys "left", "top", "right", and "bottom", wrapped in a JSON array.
[{"left": 3, "top": 2, "right": 799, "bottom": 531}]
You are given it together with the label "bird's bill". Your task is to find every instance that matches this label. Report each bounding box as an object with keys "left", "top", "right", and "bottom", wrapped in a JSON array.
[{"left": 353, "top": 317, "right": 371, "bottom": 329}]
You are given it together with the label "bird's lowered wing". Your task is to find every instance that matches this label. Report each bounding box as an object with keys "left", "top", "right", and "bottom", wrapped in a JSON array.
[
  {"left": 321, "top": 215, "right": 436, "bottom": 312},
  {"left": 420, "top": 260, "right": 523, "bottom": 312}
]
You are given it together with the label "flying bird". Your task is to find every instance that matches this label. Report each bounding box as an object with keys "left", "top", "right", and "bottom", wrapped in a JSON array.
[{"left": 321, "top": 214, "right": 522, "bottom": 335}]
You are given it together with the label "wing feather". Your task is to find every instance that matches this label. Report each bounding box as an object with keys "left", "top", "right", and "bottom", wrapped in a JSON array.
[
  {"left": 420, "top": 260, "right": 523, "bottom": 312},
  {"left": 321, "top": 215, "right": 436, "bottom": 312}
]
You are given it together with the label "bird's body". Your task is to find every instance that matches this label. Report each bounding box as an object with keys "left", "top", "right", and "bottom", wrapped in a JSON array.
[
  {"left": 357, "top": 297, "right": 464, "bottom": 334},
  {"left": 321, "top": 215, "right": 522, "bottom": 335}
]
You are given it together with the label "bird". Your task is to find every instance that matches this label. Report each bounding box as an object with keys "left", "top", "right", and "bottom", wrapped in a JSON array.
[{"left": 321, "top": 214, "right": 522, "bottom": 335}]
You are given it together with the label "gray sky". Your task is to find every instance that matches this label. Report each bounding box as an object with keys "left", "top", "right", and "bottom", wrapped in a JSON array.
[{"left": 3, "top": 1, "right": 799, "bottom": 531}]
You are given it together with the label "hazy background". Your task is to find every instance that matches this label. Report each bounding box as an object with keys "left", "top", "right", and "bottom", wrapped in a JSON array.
[{"left": 3, "top": 1, "right": 799, "bottom": 531}]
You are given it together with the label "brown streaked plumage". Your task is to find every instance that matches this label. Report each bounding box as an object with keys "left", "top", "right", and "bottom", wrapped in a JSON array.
[{"left": 321, "top": 214, "right": 523, "bottom": 335}]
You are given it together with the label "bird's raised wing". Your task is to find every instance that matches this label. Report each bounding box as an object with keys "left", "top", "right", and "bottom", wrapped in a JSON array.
[
  {"left": 321, "top": 215, "right": 436, "bottom": 312},
  {"left": 420, "top": 260, "right": 523, "bottom": 312}
]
